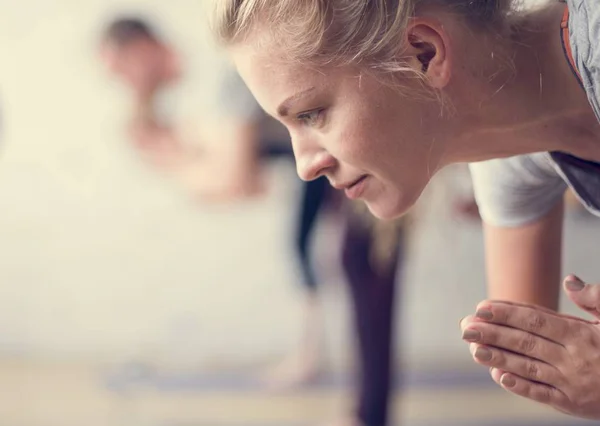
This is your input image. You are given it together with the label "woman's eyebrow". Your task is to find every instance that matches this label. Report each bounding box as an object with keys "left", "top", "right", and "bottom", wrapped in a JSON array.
[{"left": 276, "top": 87, "right": 317, "bottom": 117}]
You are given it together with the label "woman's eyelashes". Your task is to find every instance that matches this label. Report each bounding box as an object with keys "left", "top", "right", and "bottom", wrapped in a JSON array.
[{"left": 295, "top": 108, "right": 326, "bottom": 127}]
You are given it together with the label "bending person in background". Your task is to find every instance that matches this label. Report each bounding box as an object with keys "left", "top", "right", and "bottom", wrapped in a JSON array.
[
  {"left": 99, "top": 17, "right": 406, "bottom": 426},
  {"left": 99, "top": 16, "right": 327, "bottom": 388}
]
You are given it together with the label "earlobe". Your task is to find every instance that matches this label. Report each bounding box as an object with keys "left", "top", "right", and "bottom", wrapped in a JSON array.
[{"left": 406, "top": 21, "right": 451, "bottom": 89}]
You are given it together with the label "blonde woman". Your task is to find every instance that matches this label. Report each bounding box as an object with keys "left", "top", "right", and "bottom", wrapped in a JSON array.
[{"left": 210, "top": 0, "right": 600, "bottom": 419}]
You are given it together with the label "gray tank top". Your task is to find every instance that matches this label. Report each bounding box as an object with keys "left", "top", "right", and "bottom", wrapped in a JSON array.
[{"left": 470, "top": 0, "right": 600, "bottom": 226}]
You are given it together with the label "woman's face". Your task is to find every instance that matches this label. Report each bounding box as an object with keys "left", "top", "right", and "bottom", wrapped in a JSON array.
[{"left": 233, "top": 46, "right": 453, "bottom": 219}]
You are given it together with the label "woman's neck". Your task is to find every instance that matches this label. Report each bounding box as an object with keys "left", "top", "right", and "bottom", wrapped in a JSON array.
[{"left": 447, "top": 1, "right": 600, "bottom": 163}]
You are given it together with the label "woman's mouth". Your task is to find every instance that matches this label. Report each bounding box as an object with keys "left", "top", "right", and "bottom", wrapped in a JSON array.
[{"left": 343, "top": 175, "right": 369, "bottom": 200}]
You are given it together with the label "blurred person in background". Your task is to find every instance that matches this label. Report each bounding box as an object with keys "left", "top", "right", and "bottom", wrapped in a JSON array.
[
  {"left": 99, "top": 16, "right": 407, "bottom": 426},
  {"left": 99, "top": 17, "right": 265, "bottom": 200},
  {"left": 99, "top": 14, "right": 328, "bottom": 389}
]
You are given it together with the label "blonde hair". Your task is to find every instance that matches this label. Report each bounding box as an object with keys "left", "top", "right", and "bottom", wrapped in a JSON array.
[{"left": 211, "top": 0, "right": 511, "bottom": 73}]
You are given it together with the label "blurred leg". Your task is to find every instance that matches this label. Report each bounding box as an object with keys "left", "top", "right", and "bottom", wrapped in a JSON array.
[
  {"left": 263, "top": 176, "right": 331, "bottom": 389},
  {"left": 295, "top": 177, "right": 329, "bottom": 292},
  {"left": 341, "top": 215, "right": 403, "bottom": 426}
]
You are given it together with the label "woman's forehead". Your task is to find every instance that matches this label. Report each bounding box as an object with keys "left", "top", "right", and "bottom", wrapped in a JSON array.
[{"left": 233, "top": 47, "right": 328, "bottom": 101}]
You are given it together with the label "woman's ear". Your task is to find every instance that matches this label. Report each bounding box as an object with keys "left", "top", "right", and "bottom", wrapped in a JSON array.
[{"left": 404, "top": 20, "right": 451, "bottom": 89}]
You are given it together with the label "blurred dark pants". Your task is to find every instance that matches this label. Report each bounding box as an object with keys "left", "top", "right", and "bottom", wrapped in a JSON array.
[
  {"left": 342, "top": 215, "right": 401, "bottom": 426},
  {"left": 261, "top": 142, "right": 402, "bottom": 426}
]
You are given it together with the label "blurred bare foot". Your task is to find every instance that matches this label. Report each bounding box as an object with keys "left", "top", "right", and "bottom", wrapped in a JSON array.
[
  {"left": 261, "top": 293, "right": 324, "bottom": 391},
  {"left": 261, "top": 352, "right": 321, "bottom": 390}
]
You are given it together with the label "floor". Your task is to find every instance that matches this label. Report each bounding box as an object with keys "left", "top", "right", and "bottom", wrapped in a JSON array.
[{"left": 1, "top": 359, "right": 598, "bottom": 426}]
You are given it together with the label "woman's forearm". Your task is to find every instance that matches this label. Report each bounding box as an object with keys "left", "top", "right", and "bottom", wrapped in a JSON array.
[{"left": 483, "top": 201, "right": 564, "bottom": 311}]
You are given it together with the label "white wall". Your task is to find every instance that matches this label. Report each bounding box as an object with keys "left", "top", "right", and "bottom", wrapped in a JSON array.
[{"left": 0, "top": 0, "right": 314, "bottom": 364}]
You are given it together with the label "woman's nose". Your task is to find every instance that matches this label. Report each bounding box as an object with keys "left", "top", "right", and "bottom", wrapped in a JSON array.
[
  {"left": 295, "top": 149, "right": 337, "bottom": 182},
  {"left": 291, "top": 135, "right": 336, "bottom": 181}
]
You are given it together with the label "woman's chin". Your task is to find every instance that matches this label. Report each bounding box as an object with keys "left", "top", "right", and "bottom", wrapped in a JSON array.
[
  {"left": 364, "top": 188, "right": 418, "bottom": 221},
  {"left": 364, "top": 200, "right": 406, "bottom": 221}
]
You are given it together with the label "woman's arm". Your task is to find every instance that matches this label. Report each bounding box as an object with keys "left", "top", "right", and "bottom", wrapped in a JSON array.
[{"left": 483, "top": 200, "right": 564, "bottom": 310}]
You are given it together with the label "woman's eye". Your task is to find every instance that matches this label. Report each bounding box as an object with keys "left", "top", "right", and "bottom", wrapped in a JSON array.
[{"left": 296, "top": 108, "right": 325, "bottom": 127}]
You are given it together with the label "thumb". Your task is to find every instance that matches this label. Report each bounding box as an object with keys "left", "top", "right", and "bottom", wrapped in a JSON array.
[{"left": 564, "top": 275, "right": 600, "bottom": 319}]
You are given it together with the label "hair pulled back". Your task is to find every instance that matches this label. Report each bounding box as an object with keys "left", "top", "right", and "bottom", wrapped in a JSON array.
[{"left": 212, "top": 0, "right": 512, "bottom": 70}]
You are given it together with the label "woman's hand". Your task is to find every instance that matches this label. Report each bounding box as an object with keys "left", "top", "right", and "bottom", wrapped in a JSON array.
[{"left": 460, "top": 276, "right": 600, "bottom": 419}]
